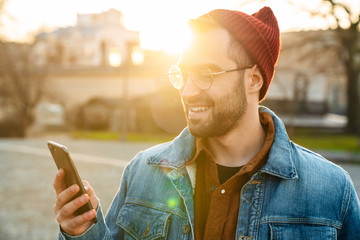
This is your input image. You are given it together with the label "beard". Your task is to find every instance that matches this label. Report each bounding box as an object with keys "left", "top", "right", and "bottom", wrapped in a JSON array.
[{"left": 182, "top": 79, "right": 247, "bottom": 138}]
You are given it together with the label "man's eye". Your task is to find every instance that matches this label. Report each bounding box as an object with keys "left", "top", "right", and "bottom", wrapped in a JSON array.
[{"left": 196, "top": 68, "right": 211, "bottom": 75}]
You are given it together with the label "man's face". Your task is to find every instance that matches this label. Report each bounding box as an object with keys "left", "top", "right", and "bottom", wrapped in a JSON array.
[{"left": 178, "top": 27, "right": 248, "bottom": 138}]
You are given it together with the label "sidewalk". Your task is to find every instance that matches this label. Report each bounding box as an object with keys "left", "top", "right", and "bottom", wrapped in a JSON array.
[
  {"left": 280, "top": 113, "right": 347, "bottom": 129},
  {"left": 317, "top": 150, "right": 360, "bottom": 164},
  {"left": 0, "top": 138, "right": 359, "bottom": 240}
]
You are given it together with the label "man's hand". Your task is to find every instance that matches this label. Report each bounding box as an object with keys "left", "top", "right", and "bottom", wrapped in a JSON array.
[{"left": 53, "top": 169, "right": 99, "bottom": 236}]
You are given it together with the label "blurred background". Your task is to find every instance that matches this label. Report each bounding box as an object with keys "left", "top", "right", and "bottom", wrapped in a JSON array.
[{"left": 0, "top": 0, "right": 359, "bottom": 239}]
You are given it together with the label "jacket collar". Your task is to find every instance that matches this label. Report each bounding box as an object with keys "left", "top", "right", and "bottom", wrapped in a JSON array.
[
  {"left": 258, "top": 107, "right": 298, "bottom": 180},
  {"left": 147, "top": 106, "right": 298, "bottom": 180},
  {"left": 147, "top": 127, "right": 196, "bottom": 168}
]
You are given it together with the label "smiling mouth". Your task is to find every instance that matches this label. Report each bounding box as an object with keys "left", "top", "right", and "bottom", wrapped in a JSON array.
[{"left": 189, "top": 106, "right": 210, "bottom": 113}]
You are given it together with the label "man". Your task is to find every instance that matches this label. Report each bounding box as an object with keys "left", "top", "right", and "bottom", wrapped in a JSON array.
[{"left": 53, "top": 7, "right": 360, "bottom": 239}]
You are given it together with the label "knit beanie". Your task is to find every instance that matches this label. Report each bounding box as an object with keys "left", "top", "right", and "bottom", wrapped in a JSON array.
[{"left": 191, "top": 7, "right": 280, "bottom": 101}]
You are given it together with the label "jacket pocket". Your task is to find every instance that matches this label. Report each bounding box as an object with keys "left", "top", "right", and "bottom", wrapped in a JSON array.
[
  {"left": 117, "top": 203, "right": 172, "bottom": 240},
  {"left": 269, "top": 223, "right": 337, "bottom": 240}
]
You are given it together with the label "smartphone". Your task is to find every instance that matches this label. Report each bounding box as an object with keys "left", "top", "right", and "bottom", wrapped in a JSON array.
[{"left": 48, "top": 141, "right": 97, "bottom": 223}]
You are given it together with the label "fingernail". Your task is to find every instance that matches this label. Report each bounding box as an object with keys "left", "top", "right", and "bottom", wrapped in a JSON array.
[
  {"left": 88, "top": 210, "right": 96, "bottom": 217},
  {"left": 71, "top": 185, "right": 78, "bottom": 193},
  {"left": 80, "top": 194, "right": 88, "bottom": 203}
]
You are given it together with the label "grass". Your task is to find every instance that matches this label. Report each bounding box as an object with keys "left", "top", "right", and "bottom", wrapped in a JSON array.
[
  {"left": 72, "top": 128, "right": 360, "bottom": 153},
  {"left": 290, "top": 128, "right": 360, "bottom": 152},
  {"left": 71, "top": 130, "right": 177, "bottom": 143}
]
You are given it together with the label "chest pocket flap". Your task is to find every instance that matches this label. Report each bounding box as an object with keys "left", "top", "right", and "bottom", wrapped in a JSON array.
[
  {"left": 117, "top": 203, "right": 172, "bottom": 240},
  {"left": 269, "top": 223, "right": 337, "bottom": 239}
]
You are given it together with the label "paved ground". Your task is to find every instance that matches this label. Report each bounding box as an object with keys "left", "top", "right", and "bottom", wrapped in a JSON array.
[
  {"left": 0, "top": 137, "right": 155, "bottom": 240},
  {"left": 0, "top": 137, "right": 359, "bottom": 239}
]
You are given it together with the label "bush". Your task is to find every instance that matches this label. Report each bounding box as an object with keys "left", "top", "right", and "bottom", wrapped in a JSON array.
[{"left": 0, "top": 118, "right": 25, "bottom": 137}]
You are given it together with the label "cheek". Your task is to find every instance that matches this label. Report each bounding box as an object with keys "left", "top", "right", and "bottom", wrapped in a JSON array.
[{"left": 208, "top": 82, "right": 237, "bottom": 100}]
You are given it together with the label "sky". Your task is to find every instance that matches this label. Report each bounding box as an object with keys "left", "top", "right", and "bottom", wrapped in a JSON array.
[{"left": 1, "top": 0, "right": 359, "bottom": 53}]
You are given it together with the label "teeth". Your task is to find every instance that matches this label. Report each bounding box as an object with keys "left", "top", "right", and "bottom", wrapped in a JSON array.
[{"left": 190, "top": 106, "right": 209, "bottom": 112}]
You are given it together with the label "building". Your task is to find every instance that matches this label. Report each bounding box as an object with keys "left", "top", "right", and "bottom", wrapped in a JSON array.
[
  {"left": 27, "top": 12, "right": 356, "bottom": 133},
  {"left": 33, "top": 9, "right": 139, "bottom": 67},
  {"left": 265, "top": 30, "right": 347, "bottom": 116}
]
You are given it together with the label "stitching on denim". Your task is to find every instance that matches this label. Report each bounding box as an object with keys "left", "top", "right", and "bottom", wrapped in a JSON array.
[
  {"left": 237, "top": 203, "right": 265, "bottom": 238},
  {"left": 268, "top": 223, "right": 275, "bottom": 239},
  {"left": 237, "top": 177, "right": 264, "bottom": 238},
  {"left": 332, "top": 225, "right": 337, "bottom": 239},
  {"left": 259, "top": 169, "right": 297, "bottom": 180},
  {"left": 268, "top": 222, "right": 337, "bottom": 239},
  {"left": 168, "top": 168, "right": 193, "bottom": 200},
  {"left": 180, "top": 218, "right": 192, "bottom": 240},
  {"left": 166, "top": 167, "right": 195, "bottom": 237},
  {"left": 237, "top": 214, "right": 260, "bottom": 237},
  {"left": 117, "top": 208, "right": 172, "bottom": 239},
  {"left": 252, "top": 175, "right": 266, "bottom": 238},
  {"left": 249, "top": 180, "right": 262, "bottom": 184},
  {"left": 339, "top": 173, "right": 351, "bottom": 229},
  {"left": 241, "top": 183, "right": 261, "bottom": 212},
  {"left": 125, "top": 198, "right": 187, "bottom": 219},
  {"left": 260, "top": 217, "right": 341, "bottom": 229}
]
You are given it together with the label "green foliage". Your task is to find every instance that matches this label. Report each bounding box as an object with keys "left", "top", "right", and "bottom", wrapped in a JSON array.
[
  {"left": 291, "top": 128, "right": 359, "bottom": 152},
  {"left": 72, "top": 128, "right": 360, "bottom": 153},
  {"left": 71, "top": 130, "right": 177, "bottom": 143}
]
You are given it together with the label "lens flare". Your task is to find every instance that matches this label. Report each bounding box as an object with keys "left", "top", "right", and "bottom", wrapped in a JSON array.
[{"left": 167, "top": 198, "right": 178, "bottom": 208}]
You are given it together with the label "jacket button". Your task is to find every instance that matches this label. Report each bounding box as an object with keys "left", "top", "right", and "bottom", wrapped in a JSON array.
[{"left": 182, "top": 224, "right": 191, "bottom": 234}]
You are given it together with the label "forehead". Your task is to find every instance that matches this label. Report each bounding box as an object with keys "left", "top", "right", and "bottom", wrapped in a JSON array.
[{"left": 178, "top": 27, "right": 236, "bottom": 69}]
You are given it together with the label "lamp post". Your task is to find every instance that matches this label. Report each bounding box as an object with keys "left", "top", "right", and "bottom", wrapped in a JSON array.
[
  {"left": 108, "top": 47, "right": 122, "bottom": 68},
  {"left": 131, "top": 46, "right": 145, "bottom": 66},
  {"left": 108, "top": 45, "right": 144, "bottom": 141},
  {"left": 121, "top": 45, "right": 144, "bottom": 141},
  {"left": 108, "top": 47, "right": 122, "bottom": 135}
]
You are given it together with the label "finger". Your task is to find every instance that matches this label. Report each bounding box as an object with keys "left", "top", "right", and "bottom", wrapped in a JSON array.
[
  {"left": 57, "top": 194, "right": 90, "bottom": 222},
  {"left": 82, "top": 181, "right": 95, "bottom": 196},
  {"left": 82, "top": 180, "right": 90, "bottom": 193},
  {"left": 54, "top": 184, "right": 79, "bottom": 214},
  {"left": 82, "top": 180, "right": 98, "bottom": 210},
  {"left": 53, "top": 169, "right": 67, "bottom": 195},
  {"left": 59, "top": 209, "right": 97, "bottom": 235},
  {"left": 70, "top": 209, "right": 97, "bottom": 227}
]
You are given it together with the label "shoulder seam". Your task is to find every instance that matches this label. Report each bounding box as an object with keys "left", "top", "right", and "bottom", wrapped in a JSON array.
[{"left": 339, "top": 174, "right": 352, "bottom": 230}]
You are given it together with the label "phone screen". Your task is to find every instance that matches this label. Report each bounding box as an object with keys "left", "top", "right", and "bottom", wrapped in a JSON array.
[{"left": 48, "top": 141, "right": 97, "bottom": 223}]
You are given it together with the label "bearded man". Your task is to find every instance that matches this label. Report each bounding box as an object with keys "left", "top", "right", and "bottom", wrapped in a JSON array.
[{"left": 53, "top": 7, "right": 360, "bottom": 239}]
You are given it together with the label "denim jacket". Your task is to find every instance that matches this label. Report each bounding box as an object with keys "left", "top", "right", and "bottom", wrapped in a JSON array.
[{"left": 60, "top": 107, "right": 360, "bottom": 240}]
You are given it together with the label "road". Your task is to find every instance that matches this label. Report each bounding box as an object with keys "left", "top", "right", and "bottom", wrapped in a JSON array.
[{"left": 0, "top": 137, "right": 359, "bottom": 239}]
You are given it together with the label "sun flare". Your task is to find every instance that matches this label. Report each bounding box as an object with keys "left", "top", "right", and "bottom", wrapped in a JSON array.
[
  {"left": 6, "top": 0, "right": 358, "bottom": 54},
  {"left": 139, "top": 22, "right": 192, "bottom": 54}
]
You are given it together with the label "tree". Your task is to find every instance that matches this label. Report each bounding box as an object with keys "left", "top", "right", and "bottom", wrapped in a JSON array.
[
  {"left": 274, "top": 30, "right": 342, "bottom": 111},
  {"left": 283, "top": 0, "right": 360, "bottom": 133},
  {"left": 0, "top": 0, "right": 47, "bottom": 137},
  {"left": 323, "top": 0, "right": 360, "bottom": 134},
  {"left": 0, "top": 42, "right": 46, "bottom": 137}
]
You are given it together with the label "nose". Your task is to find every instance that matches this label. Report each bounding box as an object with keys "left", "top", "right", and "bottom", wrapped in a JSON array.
[{"left": 180, "top": 74, "right": 202, "bottom": 99}]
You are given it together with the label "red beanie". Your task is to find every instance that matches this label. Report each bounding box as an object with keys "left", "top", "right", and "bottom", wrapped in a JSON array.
[{"left": 193, "top": 7, "right": 280, "bottom": 101}]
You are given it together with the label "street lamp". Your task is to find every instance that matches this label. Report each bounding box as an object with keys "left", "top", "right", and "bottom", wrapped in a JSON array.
[
  {"left": 131, "top": 46, "right": 145, "bottom": 66},
  {"left": 108, "top": 47, "right": 122, "bottom": 68},
  {"left": 119, "top": 45, "right": 144, "bottom": 141},
  {"left": 109, "top": 45, "right": 144, "bottom": 141}
]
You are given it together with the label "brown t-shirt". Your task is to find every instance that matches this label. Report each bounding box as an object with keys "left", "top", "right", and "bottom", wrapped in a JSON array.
[{"left": 188, "top": 112, "right": 275, "bottom": 240}]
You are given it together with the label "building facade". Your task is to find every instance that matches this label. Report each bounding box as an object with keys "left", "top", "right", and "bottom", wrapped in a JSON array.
[
  {"left": 33, "top": 9, "right": 139, "bottom": 67},
  {"left": 26, "top": 10, "right": 355, "bottom": 133}
]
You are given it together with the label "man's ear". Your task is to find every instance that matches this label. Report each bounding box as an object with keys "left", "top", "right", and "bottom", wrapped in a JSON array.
[{"left": 246, "top": 65, "right": 263, "bottom": 94}]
